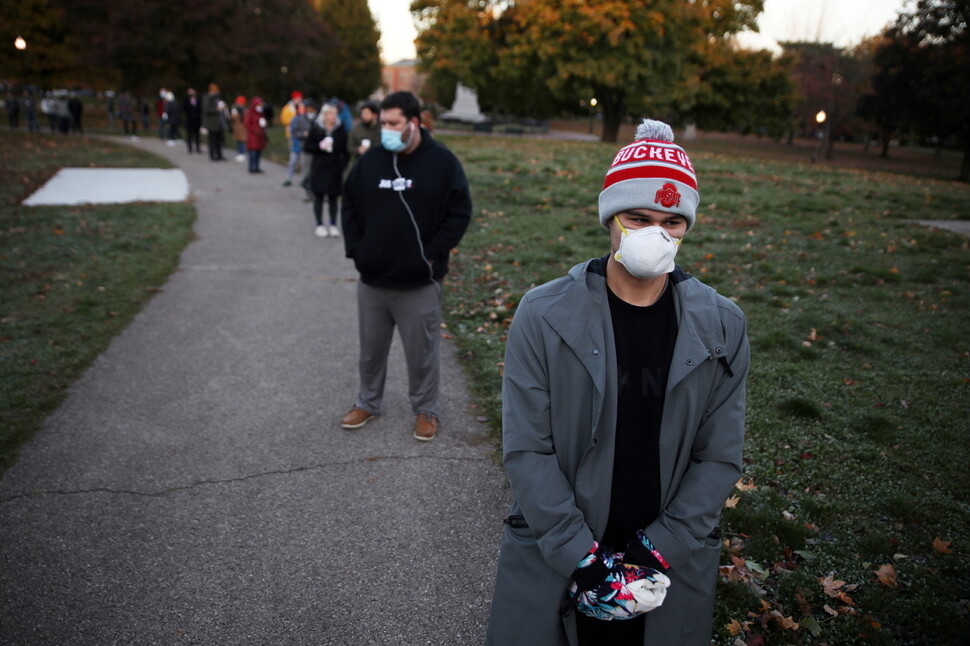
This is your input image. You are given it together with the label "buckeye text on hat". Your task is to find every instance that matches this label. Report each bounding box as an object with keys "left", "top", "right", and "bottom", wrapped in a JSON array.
[{"left": 598, "top": 119, "right": 699, "bottom": 230}]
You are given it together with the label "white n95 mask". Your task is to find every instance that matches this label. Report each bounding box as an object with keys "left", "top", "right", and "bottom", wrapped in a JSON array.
[{"left": 613, "top": 219, "right": 681, "bottom": 280}]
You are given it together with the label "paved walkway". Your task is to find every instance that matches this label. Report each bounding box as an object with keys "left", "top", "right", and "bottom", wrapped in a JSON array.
[{"left": 0, "top": 137, "right": 511, "bottom": 644}]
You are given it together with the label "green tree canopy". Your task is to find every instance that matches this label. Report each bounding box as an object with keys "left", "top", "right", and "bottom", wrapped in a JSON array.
[
  {"left": 412, "top": 0, "right": 764, "bottom": 142},
  {"left": 67, "top": 0, "right": 336, "bottom": 98},
  {"left": 312, "top": 0, "right": 382, "bottom": 103},
  {"left": 863, "top": 0, "right": 970, "bottom": 181},
  {"left": 0, "top": 0, "right": 89, "bottom": 89},
  {"left": 683, "top": 45, "right": 796, "bottom": 139}
]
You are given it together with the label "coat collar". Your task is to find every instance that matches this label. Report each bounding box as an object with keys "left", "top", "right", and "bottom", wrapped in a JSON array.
[{"left": 542, "top": 257, "right": 727, "bottom": 391}]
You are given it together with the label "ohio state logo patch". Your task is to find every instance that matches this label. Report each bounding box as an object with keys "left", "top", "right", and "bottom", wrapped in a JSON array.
[{"left": 655, "top": 183, "right": 681, "bottom": 208}]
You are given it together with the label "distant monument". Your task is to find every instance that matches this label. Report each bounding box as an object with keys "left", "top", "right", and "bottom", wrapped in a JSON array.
[{"left": 440, "top": 83, "right": 487, "bottom": 123}]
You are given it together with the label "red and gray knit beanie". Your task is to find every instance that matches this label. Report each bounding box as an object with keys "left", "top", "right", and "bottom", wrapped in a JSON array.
[{"left": 598, "top": 119, "right": 699, "bottom": 230}]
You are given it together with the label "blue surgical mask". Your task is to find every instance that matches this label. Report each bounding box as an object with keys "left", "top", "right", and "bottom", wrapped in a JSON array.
[{"left": 381, "top": 123, "right": 411, "bottom": 153}]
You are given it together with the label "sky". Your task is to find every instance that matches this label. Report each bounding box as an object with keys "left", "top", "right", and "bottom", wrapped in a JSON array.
[{"left": 368, "top": 0, "right": 911, "bottom": 64}]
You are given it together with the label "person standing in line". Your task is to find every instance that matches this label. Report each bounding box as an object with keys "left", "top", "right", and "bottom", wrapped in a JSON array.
[
  {"left": 41, "top": 93, "right": 57, "bottom": 132},
  {"left": 285, "top": 98, "right": 311, "bottom": 187},
  {"left": 119, "top": 91, "right": 137, "bottom": 137},
  {"left": 347, "top": 100, "right": 380, "bottom": 167},
  {"left": 202, "top": 83, "right": 226, "bottom": 161},
  {"left": 298, "top": 100, "right": 318, "bottom": 201},
  {"left": 156, "top": 88, "right": 168, "bottom": 139},
  {"left": 244, "top": 96, "right": 268, "bottom": 173},
  {"left": 23, "top": 90, "right": 39, "bottom": 132},
  {"left": 304, "top": 102, "right": 347, "bottom": 237},
  {"left": 5, "top": 92, "right": 21, "bottom": 128},
  {"left": 183, "top": 88, "right": 202, "bottom": 153},
  {"left": 55, "top": 96, "right": 71, "bottom": 134},
  {"left": 67, "top": 94, "right": 83, "bottom": 134},
  {"left": 107, "top": 94, "right": 116, "bottom": 129},
  {"left": 279, "top": 90, "right": 302, "bottom": 183},
  {"left": 164, "top": 90, "right": 182, "bottom": 144},
  {"left": 139, "top": 97, "right": 150, "bottom": 131},
  {"left": 280, "top": 92, "right": 303, "bottom": 186},
  {"left": 340, "top": 91, "right": 472, "bottom": 441},
  {"left": 230, "top": 95, "right": 248, "bottom": 162},
  {"left": 486, "top": 119, "right": 750, "bottom": 646}
]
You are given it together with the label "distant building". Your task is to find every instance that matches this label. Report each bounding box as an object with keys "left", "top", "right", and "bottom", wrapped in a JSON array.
[{"left": 381, "top": 60, "right": 426, "bottom": 95}]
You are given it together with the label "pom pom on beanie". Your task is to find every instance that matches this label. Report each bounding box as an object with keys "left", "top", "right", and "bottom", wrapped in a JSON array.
[{"left": 598, "top": 119, "right": 699, "bottom": 229}]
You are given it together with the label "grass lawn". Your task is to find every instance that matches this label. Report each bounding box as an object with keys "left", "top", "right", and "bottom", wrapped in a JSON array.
[
  {"left": 3, "top": 123, "right": 967, "bottom": 644},
  {"left": 436, "top": 133, "right": 969, "bottom": 645},
  {"left": 0, "top": 131, "right": 196, "bottom": 472}
]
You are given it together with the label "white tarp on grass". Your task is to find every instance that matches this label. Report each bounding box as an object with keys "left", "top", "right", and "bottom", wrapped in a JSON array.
[{"left": 22, "top": 168, "right": 190, "bottom": 206}]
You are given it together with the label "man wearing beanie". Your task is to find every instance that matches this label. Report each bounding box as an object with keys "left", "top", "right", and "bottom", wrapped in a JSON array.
[{"left": 487, "top": 119, "right": 749, "bottom": 646}]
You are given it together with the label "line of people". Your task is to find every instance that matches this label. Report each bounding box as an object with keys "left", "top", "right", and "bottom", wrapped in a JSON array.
[
  {"left": 146, "top": 85, "right": 270, "bottom": 172},
  {"left": 277, "top": 92, "right": 381, "bottom": 238},
  {"left": 4, "top": 90, "right": 83, "bottom": 134}
]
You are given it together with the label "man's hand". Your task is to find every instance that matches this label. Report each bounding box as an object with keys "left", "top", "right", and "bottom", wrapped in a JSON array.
[
  {"left": 570, "top": 559, "right": 670, "bottom": 621},
  {"left": 569, "top": 542, "right": 670, "bottom": 620}
]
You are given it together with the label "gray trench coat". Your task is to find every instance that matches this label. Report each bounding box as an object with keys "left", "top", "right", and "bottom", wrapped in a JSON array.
[{"left": 486, "top": 257, "right": 750, "bottom": 646}]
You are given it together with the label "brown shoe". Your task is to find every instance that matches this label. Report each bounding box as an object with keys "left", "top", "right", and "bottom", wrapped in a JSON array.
[
  {"left": 413, "top": 413, "right": 438, "bottom": 441},
  {"left": 341, "top": 407, "right": 376, "bottom": 430}
]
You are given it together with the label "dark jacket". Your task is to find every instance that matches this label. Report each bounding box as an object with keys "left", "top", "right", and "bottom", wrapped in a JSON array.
[
  {"left": 304, "top": 122, "right": 348, "bottom": 196},
  {"left": 341, "top": 128, "right": 472, "bottom": 289},
  {"left": 486, "top": 258, "right": 750, "bottom": 646},
  {"left": 202, "top": 93, "right": 223, "bottom": 131},
  {"left": 347, "top": 119, "right": 381, "bottom": 162},
  {"left": 182, "top": 95, "right": 202, "bottom": 129}
]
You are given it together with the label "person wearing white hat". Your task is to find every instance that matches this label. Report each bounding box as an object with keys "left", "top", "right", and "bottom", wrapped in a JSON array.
[{"left": 487, "top": 119, "right": 750, "bottom": 646}]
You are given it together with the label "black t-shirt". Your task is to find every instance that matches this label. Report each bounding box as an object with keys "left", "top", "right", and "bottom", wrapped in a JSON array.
[{"left": 601, "top": 281, "right": 677, "bottom": 550}]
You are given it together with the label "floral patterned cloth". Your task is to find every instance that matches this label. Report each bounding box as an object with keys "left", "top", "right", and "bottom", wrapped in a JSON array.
[{"left": 569, "top": 544, "right": 670, "bottom": 621}]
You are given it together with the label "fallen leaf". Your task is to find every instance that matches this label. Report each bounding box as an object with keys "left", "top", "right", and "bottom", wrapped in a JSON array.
[
  {"left": 819, "top": 575, "right": 846, "bottom": 597},
  {"left": 874, "top": 563, "right": 899, "bottom": 588},
  {"left": 933, "top": 537, "right": 953, "bottom": 555},
  {"left": 770, "top": 611, "right": 799, "bottom": 630},
  {"left": 801, "top": 615, "right": 822, "bottom": 636},
  {"left": 823, "top": 604, "right": 839, "bottom": 617},
  {"left": 726, "top": 619, "right": 742, "bottom": 636},
  {"left": 724, "top": 495, "right": 740, "bottom": 509},
  {"left": 736, "top": 478, "right": 758, "bottom": 491}
]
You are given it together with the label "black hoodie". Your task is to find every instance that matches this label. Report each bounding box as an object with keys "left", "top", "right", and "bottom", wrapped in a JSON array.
[{"left": 341, "top": 128, "right": 472, "bottom": 289}]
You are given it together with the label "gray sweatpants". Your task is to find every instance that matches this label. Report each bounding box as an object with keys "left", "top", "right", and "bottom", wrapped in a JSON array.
[{"left": 355, "top": 281, "right": 442, "bottom": 417}]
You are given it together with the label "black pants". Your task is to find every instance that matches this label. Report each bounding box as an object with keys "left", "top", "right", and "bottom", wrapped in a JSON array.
[
  {"left": 313, "top": 192, "right": 339, "bottom": 226},
  {"left": 208, "top": 130, "right": 224, "bottom": 160},
  {"left": 186, "top": 127, "right": 200, "bottom": 152},
  {"left": 576, "top": 612, "right": 646, "bottom": 645}
]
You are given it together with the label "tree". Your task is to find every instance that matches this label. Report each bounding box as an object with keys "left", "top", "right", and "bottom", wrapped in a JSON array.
[
  {"left": 684, "top": 44, "right": 796, "bottom": 139},
  {"left": 889, "top": 0, "right": 970, "bottom": 181},
  {"left": 60, "top": 0, "right": 332, "bottom": 97},
  {"left": 411, "top": 0, "right": 505, "bottom": 111},
  {"left": 412, "top": 0, "right": 763, "bottom": 142},
  {"left": 857, "top": 34, "right": 916, "bottom": 158},
  {"left": 863, "top": 0, "right": 970, "bottom": 180},
  {"left": 781, "top": 41, "right": 870, "bottom": 159},
  {"left": 0, "top": 0, "right": 93, "bottom": 88},
  {"left": 312, "top": 0, "right": 382, "bottom": 103}
]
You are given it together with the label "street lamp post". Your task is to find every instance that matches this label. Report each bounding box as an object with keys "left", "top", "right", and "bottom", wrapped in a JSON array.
[
  {"left": 14, "top": 35, "right": 27, "bottom": 88},
  {"left": 587, "top": 97, "right": 598, "bottom": 134},
  {"left": 811, "top": 110, "right": 827, "bottom": 163}
]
